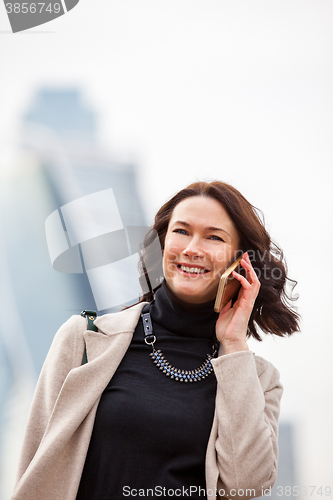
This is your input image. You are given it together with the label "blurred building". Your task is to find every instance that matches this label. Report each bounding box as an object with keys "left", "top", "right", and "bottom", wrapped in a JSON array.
[{"left": 0, "top": 88, "right": 146, "bottom": 499}]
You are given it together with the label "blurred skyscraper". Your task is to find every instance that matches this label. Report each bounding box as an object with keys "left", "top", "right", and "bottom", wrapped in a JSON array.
[
  {"left": 24, "top": 88, "right": 97, "bottom": 143},
  {"left": 0, "top": 87, "right": 146, "bottom": 499}
]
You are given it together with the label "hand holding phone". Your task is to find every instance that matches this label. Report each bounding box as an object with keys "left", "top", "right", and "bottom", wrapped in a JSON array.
[{"left": 214, "top": 255, "right": 243, "bottom": 313}]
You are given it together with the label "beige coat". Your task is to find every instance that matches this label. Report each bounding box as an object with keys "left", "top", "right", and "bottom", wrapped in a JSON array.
[{"left": 11, "top": 302, "right": 283, "bottom": 500}]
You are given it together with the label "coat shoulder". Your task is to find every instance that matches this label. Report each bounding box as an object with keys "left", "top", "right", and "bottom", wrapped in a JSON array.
[{"left": 93, "top": 302, "right": 148, "bottom": 336}]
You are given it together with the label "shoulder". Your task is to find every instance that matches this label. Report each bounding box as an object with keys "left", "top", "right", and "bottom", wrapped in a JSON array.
[
  {"left": 45, "top": 303, "right": 148, "bottom": 370},
  {"left": 41, "top": 315, "right": 88, "bottom": 374},
  {"left": 51, "top": 314, "right": 86, "bottom": 350},
  {"left": 53, "top": 302, "right": 147, "bottom": 342},
  {"left": 93, "top": 302, "right": 148, "bottom": 336}
]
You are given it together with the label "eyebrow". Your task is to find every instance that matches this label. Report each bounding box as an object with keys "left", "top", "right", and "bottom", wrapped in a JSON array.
[{"left": 173, "top": 220, "right": 231, "bottom": 237}]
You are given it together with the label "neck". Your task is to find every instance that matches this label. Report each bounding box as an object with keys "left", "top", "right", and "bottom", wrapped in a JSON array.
[{"left": 149, "top": 280, "right": 219, "bottom": 339}]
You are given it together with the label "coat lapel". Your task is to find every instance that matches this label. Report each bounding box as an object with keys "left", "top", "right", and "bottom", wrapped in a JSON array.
[{"left": 39, "top": 303, "right": 147, "bottom": 456}]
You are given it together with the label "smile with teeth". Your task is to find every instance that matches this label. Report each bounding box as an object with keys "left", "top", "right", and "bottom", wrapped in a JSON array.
[{"left": 178, "top": 265, "right": 209, "bottom": 274}]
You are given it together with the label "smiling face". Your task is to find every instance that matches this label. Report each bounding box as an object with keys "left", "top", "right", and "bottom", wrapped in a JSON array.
[{"left": 162, "top": 196, "right": 240, "bottom": 304}]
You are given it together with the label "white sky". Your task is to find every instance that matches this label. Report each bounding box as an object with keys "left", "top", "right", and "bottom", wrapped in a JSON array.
[{"left": 1, "top": 0, "right": 333, "bottom": 489}]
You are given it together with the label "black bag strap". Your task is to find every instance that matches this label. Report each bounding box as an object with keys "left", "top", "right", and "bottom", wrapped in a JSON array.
[{"left": 80, "top": 310, "right": 98, "bottom": 365}]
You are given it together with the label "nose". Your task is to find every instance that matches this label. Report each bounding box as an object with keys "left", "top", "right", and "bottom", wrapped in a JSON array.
[{"left": 182, "top": 237, "right": 204, "bottom": 260}]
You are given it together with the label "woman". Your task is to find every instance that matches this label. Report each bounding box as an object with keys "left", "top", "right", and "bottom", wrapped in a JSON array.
[{"left": 12, "top": 181, "right": 299, "bottom": 500}]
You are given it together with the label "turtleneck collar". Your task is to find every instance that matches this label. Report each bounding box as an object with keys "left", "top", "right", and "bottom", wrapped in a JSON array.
[{"left": 149, "top": 280, "right": 219, "bottom": 339}]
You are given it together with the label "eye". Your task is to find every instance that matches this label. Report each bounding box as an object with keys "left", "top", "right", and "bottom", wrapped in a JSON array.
[
  {"left": 173, "top": 228, "right": 188, "bottom": 235},
  {"left": 209, "top": 235, "right": 225, "bottom": 242}
]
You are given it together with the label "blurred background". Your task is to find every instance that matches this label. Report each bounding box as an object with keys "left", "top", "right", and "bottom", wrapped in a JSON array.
[{"left": 0, "top": 1, "right": 332, "bottom": 499}]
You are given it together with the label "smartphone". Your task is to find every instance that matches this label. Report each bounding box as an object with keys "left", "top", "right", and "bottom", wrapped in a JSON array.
[{"left": 214, "top": 255, "right": 243, "bottom": 313}]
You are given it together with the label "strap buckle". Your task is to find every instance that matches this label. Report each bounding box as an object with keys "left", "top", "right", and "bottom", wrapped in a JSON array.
[{"left": 142, "top": 311, "right": 156, "bottom": 346}]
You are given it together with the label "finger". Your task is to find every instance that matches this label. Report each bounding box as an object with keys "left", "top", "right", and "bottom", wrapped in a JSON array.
[
  {"left": 240, "top": 254, "right": 260, "bottom": 286},
  {"left": 232, "top": 270, "right": 251, "bottom": 289},
  {"left": 240, "top": 253, "right": 254, "bottom": 275}
]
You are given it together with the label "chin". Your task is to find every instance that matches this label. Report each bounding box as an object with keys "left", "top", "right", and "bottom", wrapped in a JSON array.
[{"left": 173, "top": 285, "right": 215, "bottom": 304}]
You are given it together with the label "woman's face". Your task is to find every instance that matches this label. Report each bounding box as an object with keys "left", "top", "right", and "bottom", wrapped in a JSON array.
[{"left": 162, "top": 196, "right": 240, "bottom": 304}]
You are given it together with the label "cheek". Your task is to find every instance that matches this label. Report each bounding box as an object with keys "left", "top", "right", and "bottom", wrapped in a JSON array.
[
  {"left": 208, "top": 249, "right": 236, "bottom": 279},
  {"left": 214, "top": 247, "right": 237, "bottom": 266},
  {"left": 163, "top": 247, "right": 178, "bottom": 268},
  {"left": 162, "top": 242, "right": 180, "bottom": 278},
  {"left": 213, "top": 249, "right": 228, "bottom": 265},
  {"left": 164, "top": 237, "right": 180, "bottom": 260}
]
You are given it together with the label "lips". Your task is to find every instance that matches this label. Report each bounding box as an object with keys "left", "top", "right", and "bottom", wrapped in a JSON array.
[{"left": 177, "top": 264, "right": 210, "bottom": 275}]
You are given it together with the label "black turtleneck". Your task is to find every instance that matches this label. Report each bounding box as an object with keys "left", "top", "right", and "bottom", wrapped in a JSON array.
[{"left": 76, "top": 281, "right": 219, "bottom": 500}]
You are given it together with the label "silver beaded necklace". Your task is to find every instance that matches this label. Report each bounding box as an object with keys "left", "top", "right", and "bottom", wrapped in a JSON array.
[{"left": 142, "top": 310, "right": 219, "bottom": 383}]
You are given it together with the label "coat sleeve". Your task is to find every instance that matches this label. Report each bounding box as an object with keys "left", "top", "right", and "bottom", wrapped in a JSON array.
[
  {"left": 209, "top": 350, "right": 283, "bottom": 499},
  {"left": 14, "top": 315, "right": 86, "bottom": 486}
]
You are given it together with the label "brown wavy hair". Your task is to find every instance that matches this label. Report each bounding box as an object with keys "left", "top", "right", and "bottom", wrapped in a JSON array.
[{"left": 136, "top": 181, "right": 300, "bottom": 340}]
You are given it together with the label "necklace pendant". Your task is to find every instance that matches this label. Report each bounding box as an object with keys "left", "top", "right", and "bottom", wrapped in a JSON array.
[{"left": 149, "top": 345, "right": 216, "bottom": 383}]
